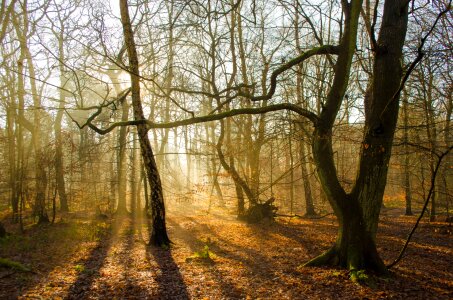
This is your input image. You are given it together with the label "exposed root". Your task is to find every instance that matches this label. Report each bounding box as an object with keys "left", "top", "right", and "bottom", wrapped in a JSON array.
[
  {"left": 303, "top": 247, "right": 338, "bottom": 267},
  {"left": 242, "top": 198, "right": 278, "bottom": 223},
  {"left": 304, "top": 246, "right": 389, "bottom": 283}
]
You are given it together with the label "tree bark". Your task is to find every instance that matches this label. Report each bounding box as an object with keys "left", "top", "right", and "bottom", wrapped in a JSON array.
[
  {"left": 307, "top": 0, "right": 408, "bottom": 274},
  {"left": 120, "top": 0, "right": 170, "bottom": 246}
]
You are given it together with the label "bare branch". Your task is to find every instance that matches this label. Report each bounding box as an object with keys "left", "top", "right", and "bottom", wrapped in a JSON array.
[
  {"left": 380, "top": 0, "right": 451, "bottom": 119},
  {"left": 388, "top": 145, "right": 453, "bottom": 269},
  {"left": 240, "top": 45, "right": 340, "bottom": 102},
  {"left": 84, "top": 103, "right": 319, "bottom": 135}
]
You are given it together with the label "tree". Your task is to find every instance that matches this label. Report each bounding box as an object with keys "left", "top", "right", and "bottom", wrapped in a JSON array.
[
  {"left": 45, "top": 0, "right": 79, "bottom": 213},
  {"left": 13, "top": 2, "right": 50, "bottom": 224},
  {"left": 304, "top": 0, "right": 409, "bottom": 274},
  {"left": 72, "top": 0, "right": 448, "bottom": 274},
  {"left": 119, "top": 0, "right": 170, "bottom": 246}
]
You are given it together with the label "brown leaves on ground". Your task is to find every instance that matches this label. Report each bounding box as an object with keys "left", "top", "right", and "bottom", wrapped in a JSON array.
[{"left": 0, "top": 206, "right": 452, "bottom": 299}]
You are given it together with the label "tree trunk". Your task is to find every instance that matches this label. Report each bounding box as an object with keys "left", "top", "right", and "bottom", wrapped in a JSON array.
[
  {"left": 156, "top": 0, "right": 175, "bottom": 170},
  {"left": 306, "top": 0, "right": 408, "bottom": 274},
  {"left": 6, "top": 99, "right": 19, "bottom": 221},
  {"left": 142, "top": 165, "right": 150, "bottom": 213},
  {"left": 236, "top": 183, "right": 245, "bottom": 217},
  {"left": 306, "top": 196, "right": 387, "bottom": 275},
  {"left": 116, "top": 97, "right": 129, "bottom": 215},
  {"left": 55, "top": 31, "right": 69, "bottom": 212},
  {"left": 120, "top": 0, "right": 170, "bottom": 246},
  {"left": 300, "top": 141, "right": 316, "bottom": 216},
  {"left": 402, "top": 93, "right": 412, "bottom": 215},
  {"left": 130, "top": 129, "right": 138, "bottom": 218},
  {"left": 14, "top": 7, "right": 49, "bottom": 224},
  {"left": 421, "top": 66, "right": 438, "bottom": 221}
]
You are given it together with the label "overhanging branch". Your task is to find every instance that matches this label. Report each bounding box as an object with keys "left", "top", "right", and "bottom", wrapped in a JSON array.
[{"left": 85, "top": 103, "right": 319, "bottom": 135}]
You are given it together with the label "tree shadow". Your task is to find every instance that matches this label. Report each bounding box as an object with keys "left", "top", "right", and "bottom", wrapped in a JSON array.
[
  {"left": 142, "top": 215, "right": 189, "bottom": 299},
  {"left": 263, "top": 219, "right": 337, "bottom": 254},
  {"left": 0, "top": 217, "right": 116, "bottom": 299},
  {"left": 168, "top": 217, "right": 287, "bottom": 298},
  {"left": 64, "top": 219, "right": 118, "bottom": 299},
  {"left": 90, "top": 217, "right": 152, "bottom": 298},
  {"left": 146, "top": 246, "right": 190, "bottom": 299}
]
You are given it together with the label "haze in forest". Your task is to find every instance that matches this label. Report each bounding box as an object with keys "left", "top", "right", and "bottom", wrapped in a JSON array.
[{"left": 0, "top": 0, "right": 451, "bottom": 299}]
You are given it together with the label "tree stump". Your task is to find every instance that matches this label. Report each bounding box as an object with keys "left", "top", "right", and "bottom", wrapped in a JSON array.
[{"left": 243, "top": 197, "right": 278, "bottom": 223}]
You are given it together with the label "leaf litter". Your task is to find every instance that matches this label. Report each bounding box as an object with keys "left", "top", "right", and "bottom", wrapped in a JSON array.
[{"left": 0, "top": 206, "right": 451, "bottom": 299}]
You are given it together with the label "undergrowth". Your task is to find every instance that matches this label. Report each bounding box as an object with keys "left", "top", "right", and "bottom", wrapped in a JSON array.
[{"left": 0, "top": 257, "right": 31, "bottom": 272}]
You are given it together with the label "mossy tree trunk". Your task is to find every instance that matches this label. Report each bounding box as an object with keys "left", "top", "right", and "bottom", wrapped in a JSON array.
[
  {"left": 305, "top": 0, "right": 408, "bottom": 274},
  {"left": 120, "top": 0, "right": 170, "bottom": 246}
]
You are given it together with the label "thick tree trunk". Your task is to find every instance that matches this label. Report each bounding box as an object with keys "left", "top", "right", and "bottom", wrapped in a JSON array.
[
  {"left": 120, "top": 0, "right": 170, "bottom": 246},
  {"left": 307, "top": 0, "right": 408, "bottom": 275},
  {"left": 306, "top": 198, "right": 387, "bottom": 275},
  {"left": 105, "top": 68, "right": 125, "bottom": 213},
  {"left": 28, "top": 55, "right": 48, "bottom": 224}
]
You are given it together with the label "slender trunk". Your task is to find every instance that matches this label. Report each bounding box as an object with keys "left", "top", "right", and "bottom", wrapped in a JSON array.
[
  {"left": 421, "top": 69, "right": 438, "bottom": 221},
  {"left": 14, "top": 9, "right": 48, "bottom": 223},
  {"left": 116, "top": 99, "right": 129, "bottom": 215},
  {"left": 156, "top": 0, "right": 175, "bottom": 169},
  {"left": 300, "top": 141, "right": 316, "bottom": 216},
  {"left": 142, "top": 164, "right": 149, "bottom": 213},
  {"left": 120, "top": 0, "right": 170, "bottom": 246},
  {"left": 6, "top": 99, "right": 19, "bottom": 221},
  {"left": 288, "top": 121, "right": 294, "bottom": 214},
  {"left": 236, "top": 183, "right": 245, "bottom": 217},
  {"left": 442, "top": 89, "right": 452, "bottom": 218},
  {"left": 295, "top": 6, "right": 315, "bottom": 216},
  {"left": 55, "top": 32, "right": 68, "bottom": 212},
  {"left": 402, "top": 93, "right": 412, "bottom": 215},
  {"left": 130, "top": 129, "right": 138, "bottom": 218}
]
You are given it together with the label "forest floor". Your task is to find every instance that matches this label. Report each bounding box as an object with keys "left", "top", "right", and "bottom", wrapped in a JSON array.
[{"left": 0, "top": 204, "right": 452, "bottom": 299}]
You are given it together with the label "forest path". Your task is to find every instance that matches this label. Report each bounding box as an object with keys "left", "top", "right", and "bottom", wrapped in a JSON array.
[{"left": 7, "top": 207, "right": 453, "bottom": 299}]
